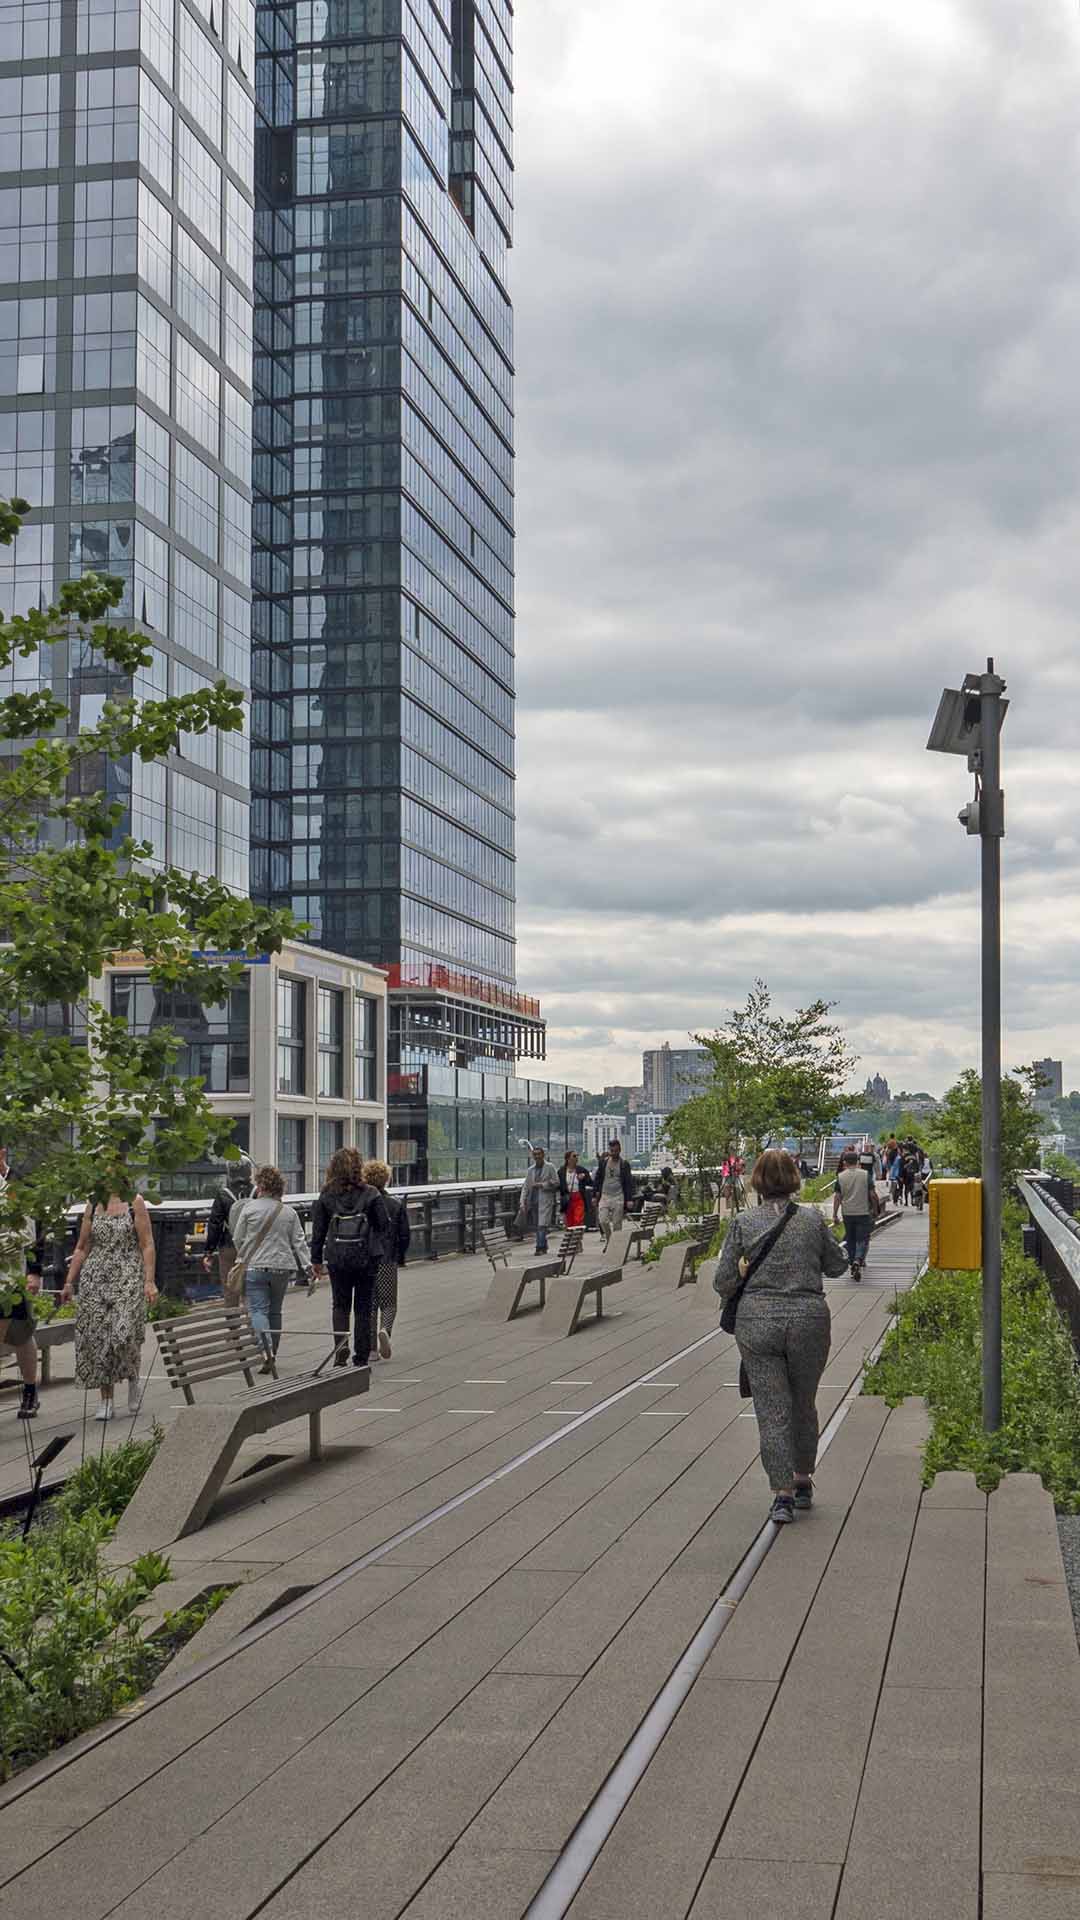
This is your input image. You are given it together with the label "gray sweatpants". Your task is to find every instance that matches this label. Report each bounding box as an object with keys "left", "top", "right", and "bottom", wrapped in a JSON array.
[{"left": 736, "top": 1293, "right": 832, "bottom": 1492}]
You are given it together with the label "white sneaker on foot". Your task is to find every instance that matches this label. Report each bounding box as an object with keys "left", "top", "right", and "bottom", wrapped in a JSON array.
[
  {"left": 95, "top": 1399, "right": 115, "bottom": 1422},
  {"left": 378, "top": 1328, "right": 391, "bottom": 1359}
]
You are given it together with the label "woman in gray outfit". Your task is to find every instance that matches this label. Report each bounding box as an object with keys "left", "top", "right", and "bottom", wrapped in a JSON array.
[
  {"left": 715, "top": 1148, "right": 848, "bottom": 1525},
  {"left": 230, "top": 1165, "right": 311, "bottom": 1372}
]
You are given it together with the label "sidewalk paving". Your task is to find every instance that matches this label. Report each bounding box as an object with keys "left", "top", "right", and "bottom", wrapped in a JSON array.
[{"left": 6, "top": 1209, "right": 1077, "bottom": 1919}]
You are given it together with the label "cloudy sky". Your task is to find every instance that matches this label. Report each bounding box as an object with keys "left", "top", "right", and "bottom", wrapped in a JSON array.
[{"left": 509, "top": 0, "right": 1080, "bottom": 1099}]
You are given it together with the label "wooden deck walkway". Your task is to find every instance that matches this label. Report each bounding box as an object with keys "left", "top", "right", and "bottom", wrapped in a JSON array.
[{"left": 2, "top": 1209, "right": 1077, "bottom": 1919}]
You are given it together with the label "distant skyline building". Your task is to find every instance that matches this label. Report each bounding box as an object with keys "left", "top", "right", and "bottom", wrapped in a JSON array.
[
  {"left": 0, "top": 0, "right": 257, "bottom": 889},
  {"left": 864, "top": 1072, "right": 891, "bottom": 1104},
  {"left": 582, "top": 1113, "right": 632, "bottom": 1162},
  {"left": 642, "top": 1043, "right": 708, "bottom": 1113},
  {"left": 634, "top": 1110, "right": 664, "bottom": 1161},
  {"left": 1033, "top": 1057, "right": 1063, "bottom": 1108}
]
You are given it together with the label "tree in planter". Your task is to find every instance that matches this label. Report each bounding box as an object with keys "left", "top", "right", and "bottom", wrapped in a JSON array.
[
  {"left": 927, "top": 1068, "right": 1044, "bottom": 1189},
  {"left": 663, "top": 982, "right": 858, "bottom": 1206},
  {"left": 0, "top": 502, "right": 297, "bottom": 1291}
]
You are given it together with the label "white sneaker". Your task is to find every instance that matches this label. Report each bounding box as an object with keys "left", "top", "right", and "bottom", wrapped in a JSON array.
[
  {"left": 95, "top": 1399, "right": 115, "bottom": 1422},
  {"left": 378, "top": 1328, "right": 392, "bottom": 1360},
  {"left": 127, "top": 1377, "right": 141, "bottom": 1414}
]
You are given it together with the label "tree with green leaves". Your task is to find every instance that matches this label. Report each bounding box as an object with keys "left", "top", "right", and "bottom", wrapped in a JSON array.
[
  {"left": 0, "top": 502, "right": 296, "bottom": 1308},
  {"left": 927, "top": 1068, "right": 1044, "bottom": 1189},
  {"left": 661, "top": 981, "right": 859, "bottom": 1201}
]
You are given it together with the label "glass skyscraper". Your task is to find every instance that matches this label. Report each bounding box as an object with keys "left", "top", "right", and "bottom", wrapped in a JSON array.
[
  {"left": 250, "top": 1, "right": 522, "bottom": 1017},
  {"left": 0, "top": 0, "right": 256, "bottom": 888}
]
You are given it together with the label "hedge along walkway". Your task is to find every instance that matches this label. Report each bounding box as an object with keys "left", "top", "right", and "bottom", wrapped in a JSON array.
[{"left": 0, "top": 1225, "right": 923, "bottom": 1919}]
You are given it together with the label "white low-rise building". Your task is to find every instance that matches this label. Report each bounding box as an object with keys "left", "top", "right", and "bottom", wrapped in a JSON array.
[{"left": 97, "top": 939, "right": 387, "bottom": 1195}]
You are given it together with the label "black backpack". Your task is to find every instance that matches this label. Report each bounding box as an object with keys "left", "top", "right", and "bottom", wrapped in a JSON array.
[{"left": 326, "top": 1193, "right": 381, "bottom": 1269}]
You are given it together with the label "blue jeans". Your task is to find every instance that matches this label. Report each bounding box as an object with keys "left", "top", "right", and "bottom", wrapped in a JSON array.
[
  {"left": 536, "top": 1226, "right": 549, "bottom": 1253},
  {"left": 842, "top": 1216, "right": 871, "bottom": 1268},
  {"left": 246, "top": 1268, "right": 290, "bottom": 1356}
]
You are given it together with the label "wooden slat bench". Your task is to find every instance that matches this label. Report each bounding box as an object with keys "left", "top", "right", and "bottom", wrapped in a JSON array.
[
  {"left": 626, "top": 1201, "right": 665, "bottom": 1261},
  {"left": 481, "top": 1228, "right": 584, "bottom": 1322},
  {"left": 537, "top": 1261, "right": 623, "bottom": 1337},
  {"left": 111, "top": 1302, "right": 370, "bottom": 1552}
]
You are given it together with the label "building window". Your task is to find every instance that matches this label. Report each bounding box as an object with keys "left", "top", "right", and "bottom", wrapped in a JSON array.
[
  {"left": 317, "top": 985, "right": 343, "bottom": 1099},
  {"left": 318, "top": 1116, "right": 344, "bottom": 1175},
  {"left": 355, "top": 991, "right": 377, "bottom": 1100},
  {"left": 276, "top": 1115, "right": 306, "bottom": 1193},
  {"left": 153, "top": 1116, "right": 251, "bottom": 1201},
  {"left": 110, "top": 971, "right": 250, "bottom": 1093},
  {"left": 356, "top": 1120, "right": 378, "bottom": 1159},
  {"left": 277, "top": 975, "right": 306, "bottom": 1095}
]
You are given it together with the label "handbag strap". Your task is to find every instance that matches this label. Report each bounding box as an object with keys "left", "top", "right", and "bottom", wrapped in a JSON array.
[
  {"left": 737, "top": 1201, "right": 798, "bottom": 1292},
  {"left": 238, "top": 1199, "right": 283, "bottom": 1268}
]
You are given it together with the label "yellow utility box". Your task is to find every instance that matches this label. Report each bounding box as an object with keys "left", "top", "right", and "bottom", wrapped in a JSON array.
[{"left": 929, "top": 1179, "right": 982, "bottom": 1270}]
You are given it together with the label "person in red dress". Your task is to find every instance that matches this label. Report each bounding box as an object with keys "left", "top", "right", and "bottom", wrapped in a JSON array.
[{"left": 559, "top": 1151, "right": 594, "bottom": 1230}]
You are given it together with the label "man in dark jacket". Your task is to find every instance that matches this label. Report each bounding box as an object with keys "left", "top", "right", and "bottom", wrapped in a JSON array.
[
  {"left": 203, "top": 1159, "right": 253, "bottom": 1290},
  {"left": 594, "top": 1138, "right": 633, "bottom": 1245}
]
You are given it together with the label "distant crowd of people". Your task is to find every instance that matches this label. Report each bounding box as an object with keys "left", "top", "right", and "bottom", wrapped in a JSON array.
[{"left": 516, "top": 1139, "right": 678, "bottom": 1253}]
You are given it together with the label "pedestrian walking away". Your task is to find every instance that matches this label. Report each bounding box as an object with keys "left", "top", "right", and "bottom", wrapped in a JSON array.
[
  {"left": 229, "top": 1166, "right": 311, "bottom": 1373},
  {"left": 832, "top": 1147, "right": 876, "bottom": 1280},
  {"left": 558, "top": 1150, "right": 593, "bottom": 1230},
  {"left": 519, "top": 1145, "right": 559, "bottom": 1254},
  {"left": 64, "top": 1190, "right": 158, "bottom": 1420},
  {"left": 362, "top": 1157, "right": 409, "bottom": 1361},
  {"left": 202, "top": 1157, "right": 253, "bottom": 1293},
  {"left": 0, "top": 1146, "right": 42, "bottom": 1419},
  {"left": 311, "top": 1147, "right": 390, "bottom": 1366},
  {"left": 594, "top": 1137, "right": 633, "bottom": 1245},
  {"left": 715, "top": 1148, "right": 847, "bottom": 1525}
]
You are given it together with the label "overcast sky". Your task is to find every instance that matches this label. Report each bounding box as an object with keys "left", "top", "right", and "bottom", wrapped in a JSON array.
[{"left": 508, "top": 0, "right": 1080, "bottom": 1099}]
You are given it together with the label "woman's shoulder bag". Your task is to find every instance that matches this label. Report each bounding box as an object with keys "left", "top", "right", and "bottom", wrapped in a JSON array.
[{"left": 225, "top": 1200, "right": 283, "bottom": 1303}]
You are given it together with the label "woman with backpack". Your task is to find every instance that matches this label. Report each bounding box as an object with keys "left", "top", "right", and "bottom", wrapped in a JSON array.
[
  {"left": 361, "top": 1158, "right": 410, "bottom": 1360},
  {"left": 311, "top": 1147, "right": 390, "bottom": 1367},
  {"left": 714, "top": 1148, "right": 848, "bottom": 1526}
]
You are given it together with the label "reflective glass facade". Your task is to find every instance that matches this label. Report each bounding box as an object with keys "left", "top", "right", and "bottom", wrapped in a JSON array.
[
  {"left": 250, "top": 0, "right": 516, "bottom": 989},
  {"left": 391, "top": 1068, "right": 586, "bottom": 1186},
  {"left": 0, "top": 0, "right": 256, "bottom": 887}
]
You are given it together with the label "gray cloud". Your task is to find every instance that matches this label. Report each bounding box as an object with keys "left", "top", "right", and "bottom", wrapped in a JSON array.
[{"left": 510, "top": 1, "right": 1080, "bottom": 1095}]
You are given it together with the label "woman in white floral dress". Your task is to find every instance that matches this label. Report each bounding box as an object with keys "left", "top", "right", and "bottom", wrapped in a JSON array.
[{"left": 63, "top": 1194, "right": 157, "bottom": 1420}]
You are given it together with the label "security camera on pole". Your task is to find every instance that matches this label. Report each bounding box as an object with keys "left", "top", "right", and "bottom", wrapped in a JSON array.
[{"left": 926, "top": 660, "right": 1008, "bottom": 1431}]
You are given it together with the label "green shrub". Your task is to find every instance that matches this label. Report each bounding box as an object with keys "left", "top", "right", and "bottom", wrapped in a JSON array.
[
  {"left": 643, "top": 1225, "right": 700, "bottom": 1265},
  {"left": 0, "top": 1511, "right": 170, "bottom": 1780},
  {"left": 56, "top": 1424, "right": 165, "bottom": 1525},
  {"left": 643, "top": 1218, "right": 729, "bottom": 1265},
  {"left": 147, "top": 1293, "right": 191, "bottom": 1322},
  {"left": 863, "top": 1220, "right": 1080, "bottom": 1509}
]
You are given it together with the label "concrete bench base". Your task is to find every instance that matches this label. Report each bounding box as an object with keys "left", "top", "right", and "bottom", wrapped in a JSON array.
[
  {"left": 538, "top": 1263, "right": 622, "bottom": 1337},
  {"left": 481, "top": 1258, "right": 563, "bottom": 1321},
  {"left": 112, "top": 1364, "right": 371, "bottom": 1553}
]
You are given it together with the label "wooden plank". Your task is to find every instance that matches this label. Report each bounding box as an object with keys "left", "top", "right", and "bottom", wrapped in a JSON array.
[
  {"left": 982, "top": 1473, "right": 1080, "bottom": 1881},
  {"left": 160, "top": 1353, "right": 263, "bottom": 1384}
]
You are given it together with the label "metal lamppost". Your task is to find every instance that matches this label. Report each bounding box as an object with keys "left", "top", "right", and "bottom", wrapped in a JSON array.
[{"left": 927, "top": 661, "right": 1007, "bottom": 1430}]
